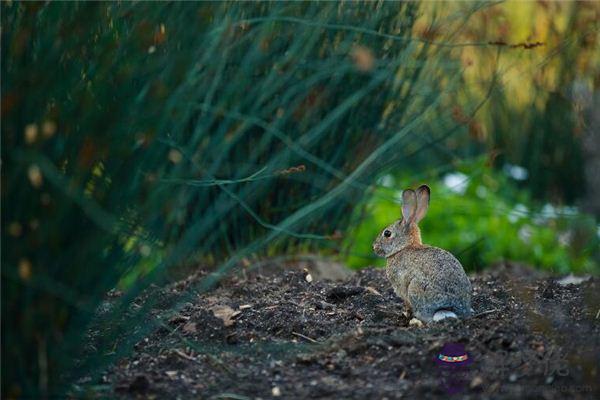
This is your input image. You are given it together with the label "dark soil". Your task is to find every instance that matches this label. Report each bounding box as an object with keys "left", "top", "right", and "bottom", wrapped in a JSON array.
[{"left": 96, "top": 263, "right": 600, "bottom": 399}]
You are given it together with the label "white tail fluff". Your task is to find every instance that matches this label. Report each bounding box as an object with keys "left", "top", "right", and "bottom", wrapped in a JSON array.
[{"left": 433, "top": 310, "right": 458, "bottom": 322}]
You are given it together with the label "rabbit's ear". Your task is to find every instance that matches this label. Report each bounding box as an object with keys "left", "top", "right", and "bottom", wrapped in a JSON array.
[
  {"left": 401, "top": 189, "right": 417, "bottom": 223},
  {"left": 414, "top": 184, "right": 430, "bottom": 223}
]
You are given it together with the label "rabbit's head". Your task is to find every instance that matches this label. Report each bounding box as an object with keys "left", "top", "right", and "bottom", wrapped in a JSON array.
[{"left": 372, "top": 184, "right": 430, "bottom": 258}]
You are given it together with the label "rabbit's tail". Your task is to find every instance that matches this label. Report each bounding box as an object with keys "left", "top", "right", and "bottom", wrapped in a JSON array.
[{"left": 432, "top": 310, "right": 458, "bottom": 322}]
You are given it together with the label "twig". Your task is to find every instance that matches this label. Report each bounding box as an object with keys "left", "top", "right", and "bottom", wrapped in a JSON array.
[
  {"left": 475, "top": 308, "right": 500, "bottom": 317},
  {"left": 173, "top": 349, "right": 200, "bottom": 364},
  {"left": 286, "top": 300, "right": 303, "bottom": 308},
  {"left": 206, "top": 354, "right": 233, "bottom": 374},
  {"left": 292, "top": 332, "right": 318, "bottom": 343},
  {"left": 167, "top": 323, "right": 183, "bottom": 338}
]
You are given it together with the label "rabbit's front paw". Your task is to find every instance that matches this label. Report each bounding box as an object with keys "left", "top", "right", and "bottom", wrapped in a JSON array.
[{"left": 409, "top": 318, "right": 424, "bottom": 327}]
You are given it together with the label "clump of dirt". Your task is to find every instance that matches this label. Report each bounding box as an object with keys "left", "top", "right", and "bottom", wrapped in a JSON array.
[{"left": 94, "top": 263, "right": 599, "bottom": 399}]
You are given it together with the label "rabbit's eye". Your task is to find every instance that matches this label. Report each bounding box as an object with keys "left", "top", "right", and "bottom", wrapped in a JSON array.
[{"left": 383, "top": 230, "right": 392, "bottom": 238}]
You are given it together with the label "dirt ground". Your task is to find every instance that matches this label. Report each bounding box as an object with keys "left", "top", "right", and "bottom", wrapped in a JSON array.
[{"left": 94, "top": 262, "right": 599, "bottom": 399}]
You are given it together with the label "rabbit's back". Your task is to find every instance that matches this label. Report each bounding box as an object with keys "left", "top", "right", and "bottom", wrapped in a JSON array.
[{"left": 386, "top": 245, "right": 472, "bottom": 320}]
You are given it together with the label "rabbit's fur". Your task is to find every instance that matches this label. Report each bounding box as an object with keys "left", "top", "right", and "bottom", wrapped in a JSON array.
[{"left": 372, "top": 185, "right": 472, "bottom": 323}]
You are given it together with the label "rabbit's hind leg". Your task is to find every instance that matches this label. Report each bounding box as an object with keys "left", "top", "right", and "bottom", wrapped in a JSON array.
[
  {"left": 407, "top": 279, "right": 458, "bottom": 323},
  {"left": 407, "top": 278, "right": 434, "bottom": 323}
]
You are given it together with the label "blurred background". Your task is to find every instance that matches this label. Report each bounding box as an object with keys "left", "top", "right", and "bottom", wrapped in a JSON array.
[{"left": 2, "top": 1, "right": 599, "bottom": 397}]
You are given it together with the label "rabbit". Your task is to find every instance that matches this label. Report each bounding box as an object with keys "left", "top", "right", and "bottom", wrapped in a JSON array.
[{"left": 372, "top": 184, "right": 472, "bottom": 323}]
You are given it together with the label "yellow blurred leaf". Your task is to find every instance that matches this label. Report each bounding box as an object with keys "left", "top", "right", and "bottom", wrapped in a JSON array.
[
  {"left": 24, "top": 123, "right": 38, "bottom": 144},
  {"left": 18, "top": 259, "right": 32, "bottom": 281},
  {"left": 27, "top": 165, "right": 43, "bottom": 188},
  {"left": 350, "top": 45, "right": 375, "bottom": 72}
]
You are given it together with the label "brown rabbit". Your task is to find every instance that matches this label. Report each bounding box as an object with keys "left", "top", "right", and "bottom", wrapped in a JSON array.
[{"left": 372, "top": 185, "right": 472, "bottom": 323}]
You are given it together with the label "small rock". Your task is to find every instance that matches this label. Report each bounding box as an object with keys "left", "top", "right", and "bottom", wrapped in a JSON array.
[
  {"left": 210, "top": 305, "right": 237, "bottom": 327},
  {"left": 489, "top": 382, "right": 501, "bottom": 393},
  {"left": 409, "top": 318, "right": 424, "bottom": 328},
  {"left": 557, "top": 274, "right": 590, "bottom": 286},
  {"left": 509, "top": 373, "right": 518, "bottom": 382},
  {"left": 165, "top": 371, "right": 178, "bottom": 379},
  {"left": 272, "top": 386, "right": 281, "bottom": 396},
  {"left": 305, "top": 273, "right": 313, "bottom": 283},
  {"left": 315, "top": 300, "right": 335, "bottom": 310},
  {"left": 182, "top": 322, "right": 197, "bottom": 334},
  {"left": 470, "top": 376, "right": 483, "bottom": 388}
]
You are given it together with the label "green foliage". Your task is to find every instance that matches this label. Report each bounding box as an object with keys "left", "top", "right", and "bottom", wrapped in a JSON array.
[{"left": 345, "top": 157, "right": 599, "bottom": 273}]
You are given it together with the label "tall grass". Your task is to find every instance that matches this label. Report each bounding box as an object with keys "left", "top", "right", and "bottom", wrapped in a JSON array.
[{"left": 1, "top": 2, "right": 496, "bottom": 396}]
